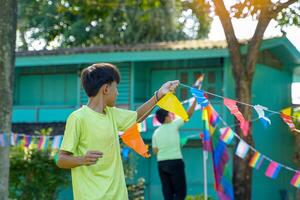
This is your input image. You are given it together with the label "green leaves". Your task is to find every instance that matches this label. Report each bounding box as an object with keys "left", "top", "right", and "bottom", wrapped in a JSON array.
[
  {"left": 17, "top": 0, "right": 212, "bottom": 50},
  {"left": 9, "top": 147, "right": 69, "bottom": 200}
]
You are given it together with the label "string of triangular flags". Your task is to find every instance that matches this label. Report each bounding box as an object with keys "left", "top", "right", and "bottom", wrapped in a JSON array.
[
  {"left": 0, "top": 133, "right": 63, "bottom": 151},
  {"left": 185, "top": 83, "right": 300, "bottom": 191},
  {"left": 183, "top": 82, "right": 300, "bottom": 135},
  {"left": 122, "top": 87, "right": 300, "bottom": 192}
]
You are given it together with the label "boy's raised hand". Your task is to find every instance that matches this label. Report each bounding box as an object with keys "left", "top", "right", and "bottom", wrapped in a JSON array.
[
  {"left": 82, "top": 150, "right": 103, "bottom": 166},
  {"left": 157, "top": 80, "right": 180, "bottom": 99}
]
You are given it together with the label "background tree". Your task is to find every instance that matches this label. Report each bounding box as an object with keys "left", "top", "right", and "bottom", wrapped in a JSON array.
[
  {"left": 203, "top": 0, "right": 299, "bottom": 199},
  {"left": 0, "top": 0, "right": 17, "bottom": 199},
  {"left": 17, "top": 0, "right": 212, "bottom": 50}
]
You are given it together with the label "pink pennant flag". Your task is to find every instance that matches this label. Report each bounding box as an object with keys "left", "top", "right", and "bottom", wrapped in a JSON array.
[
  {"left": 240, "top": 121, "right": 250, "bottom": 137},
  {"left": 265, "top": 161, "right": 281, "bottom": 179},
  {"left": 224, "top": 98, "right": 245, "bottom": 123},
  {"left": 280, "top": 113, "right": 295, "bottom": 131},
  {"left": 224, "top": 98, "right": 249, "bottom": 137},
  {"left": 152, "top": 115, "right": 161, "bottom": 127}
]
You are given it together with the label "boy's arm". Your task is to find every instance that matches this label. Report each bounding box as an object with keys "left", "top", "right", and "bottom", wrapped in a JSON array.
[
  {"left": 57, "top": 150, "right": 103, "bottom": 169},
  {"left": 136, "top": 80, "right": 179, "bottom": 122}
]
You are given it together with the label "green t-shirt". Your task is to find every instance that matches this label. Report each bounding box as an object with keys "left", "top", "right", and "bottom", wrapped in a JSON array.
[
  {"left": 60, "top": 105, "right": 137, "bottom": 200},
  {"left": 152, "top": 118, "right": 184, "bottom": 161}
]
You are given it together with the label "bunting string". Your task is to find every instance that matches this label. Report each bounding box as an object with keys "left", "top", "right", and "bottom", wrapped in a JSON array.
[
  {"left": 179, "top": 83, "right": 299, "bottom": 121},
  {"left": 216, "top": 112, "right": 299, "bottom": 173},
  {"left": 198, "top": 90, "right": 300, "bottom": 174}
]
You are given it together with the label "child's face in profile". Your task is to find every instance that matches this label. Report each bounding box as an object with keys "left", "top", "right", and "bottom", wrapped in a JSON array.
[{"left": 106, "top": 81, "right": 118, "bottom": 107}]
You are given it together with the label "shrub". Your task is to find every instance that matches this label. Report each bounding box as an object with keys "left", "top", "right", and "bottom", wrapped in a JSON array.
[{"left": 9, "top": 146, "right": 69, "bottom": 200}]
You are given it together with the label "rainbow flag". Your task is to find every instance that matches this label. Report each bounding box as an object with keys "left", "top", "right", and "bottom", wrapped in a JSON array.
[
  {"left": 265, "top": 161, "right": 281, "bottom": 179},
  {"left": 249, "top": 151, "right": 264, "bottom": 170},
  {"left": 212, "top": 131, "right": 234, "bottom": 200},
  {"left": 138, "top": 120, "right": 147, "bottom": 132},
  {"left": 207, "top": 105, "right": 219, "bottom": 134},
  {"left": 202, "top": 107, "right": 212, "bottom": 151},
  {"left": 204, "top": 105, "right": 233, "bottom": 200},
  {"left": 219, "top": 127, "right": 234, "bottom": 145},
  {"left": 290, "top": 172, "right": 300, "bottom": 189},
  {"left": 38, "top": 136, "right": 49, "bottom": 151},
  {"left": 24, "top": 135, "right": 32, "bottom": 148}
]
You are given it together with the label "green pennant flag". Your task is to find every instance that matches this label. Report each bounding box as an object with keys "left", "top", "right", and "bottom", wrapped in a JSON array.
[{"left": 180, "top": 137, "right": 188, "bottom": 146}]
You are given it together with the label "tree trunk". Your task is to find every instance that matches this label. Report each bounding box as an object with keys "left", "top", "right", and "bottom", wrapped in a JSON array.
[
  {"left": 0, "top": 0, "right": 17, "bottom": 199},
  {"left": 232, "top": 77, "right": 254, "bottom": 200}
]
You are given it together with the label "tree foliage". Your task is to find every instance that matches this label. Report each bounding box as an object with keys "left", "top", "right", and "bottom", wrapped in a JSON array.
[
  {"left": 17, "top": 0, "right": 212, "bottom": 50},
  {"left": 9, "top": 147, "right": 69, "bottom": 200}
]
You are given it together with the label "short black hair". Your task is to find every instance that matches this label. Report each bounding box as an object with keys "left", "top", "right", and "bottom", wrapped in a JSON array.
[
  {"left": 81, "top": 63, "right": 120, "bottom": 97},
  {"left": 156, "top": 109, "right": 169, "bottom": 124}
]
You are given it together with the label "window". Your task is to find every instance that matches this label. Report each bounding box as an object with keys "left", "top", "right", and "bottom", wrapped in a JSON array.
[
  {"left": 180, "top": 72, "right": 188, "bottom": 100},
  {"left": 177, "top": 68, "right": 222, "bottom": 101},
  {"left": 15, "top": 73, "right": 77, "bottom": 106}
]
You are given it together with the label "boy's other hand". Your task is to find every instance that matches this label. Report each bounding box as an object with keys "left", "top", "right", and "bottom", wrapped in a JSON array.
[
  {"left": 82, "top": 150, "right": 103, "bottom": 166},
  {"left": 158, "top": 80, "right": 180, "bottom": 99}
]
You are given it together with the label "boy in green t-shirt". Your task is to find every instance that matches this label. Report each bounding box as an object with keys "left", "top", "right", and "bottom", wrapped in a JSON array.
[{"left": 56, "top": 63, "right": 179, "bottom": 200}]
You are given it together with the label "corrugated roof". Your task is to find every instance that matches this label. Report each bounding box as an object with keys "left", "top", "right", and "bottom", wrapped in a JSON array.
[{"left": 16, "top": 39, "right": 229, "bottom": 57}]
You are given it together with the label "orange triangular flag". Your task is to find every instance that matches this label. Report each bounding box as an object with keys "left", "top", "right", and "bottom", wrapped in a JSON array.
[
  {"left": 156, "top": 92, "right": 189, "bottom": 121},
  {"left": 120, "top": 124, "right": 150, "bottom": 158}
]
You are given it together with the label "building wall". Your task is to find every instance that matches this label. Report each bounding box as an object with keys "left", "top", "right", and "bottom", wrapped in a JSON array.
[
  {"left": 13, "top": 63, "right": 132, "bottom": 122},
  {"left": 13, "top": 66, "right": 78, "bottom": 122},
  {"left": 132, "top": 58, "right": 225, "bottom": 199}
]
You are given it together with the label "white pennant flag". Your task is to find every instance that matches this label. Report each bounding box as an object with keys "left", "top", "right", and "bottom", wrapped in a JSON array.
[
  {"left": 235, "top": 140, "right": 250, "bottom": 159},
  {"left": 188, "top": 97, "right": 201, "bottom": 110},
  {"left": 254, "top": 105, "right": 271, "bottom": 127},
  {"left": 10, "top": 133, "right": 15, "bottom": 146}
]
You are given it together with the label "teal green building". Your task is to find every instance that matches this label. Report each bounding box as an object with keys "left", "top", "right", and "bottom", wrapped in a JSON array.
[{"left": 14, "top": 37, "right": 300, "bottom": 199}]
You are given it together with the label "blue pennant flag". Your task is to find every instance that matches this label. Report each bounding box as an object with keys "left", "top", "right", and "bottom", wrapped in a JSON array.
[
  {"left": 122, "top": 147, "right": 130, "bottom": 161},
  {"left": 190, "top": 88, "right": 209, "bottom": 108}
]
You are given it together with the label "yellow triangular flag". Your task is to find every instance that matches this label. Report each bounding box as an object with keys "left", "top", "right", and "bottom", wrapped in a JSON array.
[
  {"left": 281, "top": 107, "right": 292, "bottom": 116},
  {"left": 156, "top": 92, "right": 189, "bottom": 121}
]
